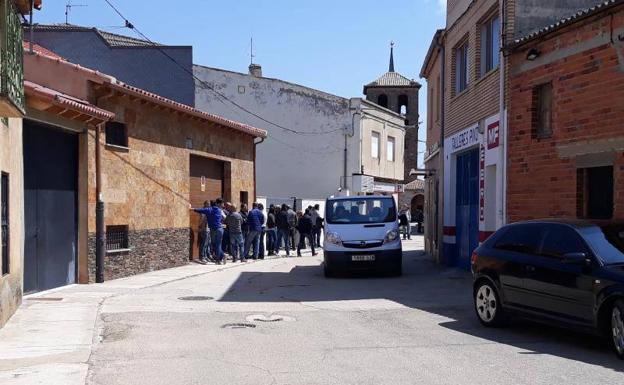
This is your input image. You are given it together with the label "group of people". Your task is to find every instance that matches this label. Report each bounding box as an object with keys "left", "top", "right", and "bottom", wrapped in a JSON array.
[{"left": 191, "top": 199, "right": 324, "bottom": 264}]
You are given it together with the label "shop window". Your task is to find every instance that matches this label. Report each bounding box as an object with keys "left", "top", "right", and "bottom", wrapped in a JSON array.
[
  {"left": 454, "top": 41, "right": 469, "bottom": 94},
  {"left": 1, "top": 173, "right": 8, "bottom": 276},
  {"left": 106, "top": 225, "right": 129, "bottom": 251},
  {"left": 105, "top": 122, "right": 128, "bottom": 148},
  {"left": 577, "top": 166, "right": 614, "bottom": 219},
  {"left": 371, "top": 131, "right": 380, "bottom": 159},
  {"left": 533, "top": 83, "right": 553, "bottom": 138},
  {"left": 480, "top": 14, "right": 500, "bottom": 76}
]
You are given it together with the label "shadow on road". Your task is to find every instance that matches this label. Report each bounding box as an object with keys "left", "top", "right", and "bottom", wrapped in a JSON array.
[{"left": 217, "top": 248, "right": 623, "bottom": 372}]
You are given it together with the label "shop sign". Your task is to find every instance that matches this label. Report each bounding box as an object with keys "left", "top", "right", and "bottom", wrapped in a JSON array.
[
  {"left": 479, "top": 145, "right": 485, "bottom": 222},
  {"left": 487, "top": 121, "right": 500, "bottom": 150},
  {"left": 450, "top": 125, "right": 479, "bottom": 153}
]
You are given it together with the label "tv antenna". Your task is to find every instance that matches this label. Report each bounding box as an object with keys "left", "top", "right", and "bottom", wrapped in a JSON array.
[
  {"left": 65, "top": 0, "right": 88, "bottom": 24},
  {"left": 250, "top": 37, "right": 255, "bottom": 65}
]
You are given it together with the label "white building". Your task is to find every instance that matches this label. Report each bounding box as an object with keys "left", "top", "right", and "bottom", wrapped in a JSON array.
[{"left": 193, "top": 64, "right": 406, "bottom": 206}]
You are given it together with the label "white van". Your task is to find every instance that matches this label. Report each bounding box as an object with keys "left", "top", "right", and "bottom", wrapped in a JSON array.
[{"left": 323, "top": 195, "right": 402, "bottom": 277}]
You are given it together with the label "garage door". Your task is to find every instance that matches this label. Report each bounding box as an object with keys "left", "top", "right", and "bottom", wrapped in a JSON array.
[{"left": 189, "top": 155, "right": 224, "bottom": 260}]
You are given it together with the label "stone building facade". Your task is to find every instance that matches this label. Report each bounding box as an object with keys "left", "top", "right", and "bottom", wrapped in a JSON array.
[
  {"left": 22, "top": 46, "right": 265, "bottom": 288},
  {"left": 507, "top": 0, "right": 624, "bottom": 222}
]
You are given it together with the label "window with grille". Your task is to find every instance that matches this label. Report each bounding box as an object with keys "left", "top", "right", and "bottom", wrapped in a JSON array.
[
  {"left": 480, "top": 14, "right": 500, "bottom": 76},
  {"left": 1, "top": 173, "right": 8, "bottom": 276},
  {"left": 106, "top": 225, "right": 129, "bottom": 251},
  {"left": 105, "top": 121, "right": 128, "bottom": 148}
]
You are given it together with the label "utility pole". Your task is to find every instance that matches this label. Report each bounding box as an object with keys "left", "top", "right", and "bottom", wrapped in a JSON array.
[{"left": 65, "top": 0, "right": 87, "bottom": 24}]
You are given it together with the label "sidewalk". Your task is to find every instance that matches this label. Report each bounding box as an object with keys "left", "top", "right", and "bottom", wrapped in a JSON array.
[{"left": 0, "top": 257, "right": 278, "bottom": 385}]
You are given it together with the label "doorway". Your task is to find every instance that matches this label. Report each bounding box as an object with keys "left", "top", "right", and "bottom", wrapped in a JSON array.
[
  {"left": 189, "top": 155, "right": 224, "bottom": 260},
  {"left": 455, "top": 148, "right": 479, "bottom": 269},
  {"left": 23, "top": 121, "right": 78, "bottom": 293}
]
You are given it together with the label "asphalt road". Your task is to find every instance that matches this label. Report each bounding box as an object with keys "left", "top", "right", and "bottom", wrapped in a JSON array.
[{"left": 87, "top": 238, "right": 623, "bottom": 385}]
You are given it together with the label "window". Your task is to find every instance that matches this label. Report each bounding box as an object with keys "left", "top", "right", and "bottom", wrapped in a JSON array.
[
  {"left": 494, "top": 224, "right": 544, "bottom": 254},
  {"left": 540, "top": 225, "right": 588, "bottom": 259},
  {"left": 105, "top": 121, "right": 128, "bottom": 148},
  {"left": 480, "top": 14, "right": 500, "bottom": 76},
  {"left": 326, "top": 197, "right": 396, "bottom": 224},
  {"left": 428, "top": 88, "right": 433, "bottom": 130},
  {"left": 436, "top": 75, "right": 441, "bottom": 122},
  {"left": 533, "top": 83, "right": 553, "bottom": 138},
  {"left": 455, "top": 41, "right": 469, "bottom": 94},
  {"left": 371, "top": 131, "right": 380, "bottom": 159},
  {"left": 387, "top": 136, "right": 395, "bottom": 162},
  {"left": 398, "top": 95, "right": 408, "bottom": 117},
  {"left": 377, "top": 94, "right": 388, "bottom": 109},
  {"left": 1, "top": 173, "right": 8, "bottom": 276},
  {"left": 106, "top": 225, "right": 129, "bottom": 251},
  {"left": 577, "top": 166, "right": 614, "bottom": 219},
  {"left": 584, "top": 224, "right": 624, "bottom": 265}
]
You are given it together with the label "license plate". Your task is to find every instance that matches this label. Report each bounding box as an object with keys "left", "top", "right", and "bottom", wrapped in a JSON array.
[{"left": 352, "top": 254, "right": 375, "bottom": 261}]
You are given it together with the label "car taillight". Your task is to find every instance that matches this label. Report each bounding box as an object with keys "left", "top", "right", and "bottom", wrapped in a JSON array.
[{"left": 471, "top": 250, "right": 478, "bottom": 265}]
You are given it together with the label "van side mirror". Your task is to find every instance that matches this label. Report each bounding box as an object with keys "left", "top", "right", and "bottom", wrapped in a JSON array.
[{"left": 562, "top": 252, "right": 588, "bottom": 265}]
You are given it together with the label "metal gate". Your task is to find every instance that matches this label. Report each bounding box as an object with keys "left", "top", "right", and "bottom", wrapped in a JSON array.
[
  {"left": 23, "top": 121, "right": 78, "bottom": 293},
  {"left": 455, "top": 149, "right": 479, "bottom": 269}
]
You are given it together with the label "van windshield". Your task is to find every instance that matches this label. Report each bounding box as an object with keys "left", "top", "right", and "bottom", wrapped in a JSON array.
[{"left": 326, "top": 197, "right": 396, "bottom": 224}]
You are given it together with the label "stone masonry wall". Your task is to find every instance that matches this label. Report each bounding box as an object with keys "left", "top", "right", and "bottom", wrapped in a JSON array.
[
  {"left": 86, "top": 92, "right": 257, "bottom": 280},
  {"left": 507, "top": 6, "right": 624, "bottom": 222}
]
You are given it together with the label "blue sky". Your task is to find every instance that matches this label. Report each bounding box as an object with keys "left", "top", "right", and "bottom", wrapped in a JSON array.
[{"left": 35, "top": 0, "right": 446, "bottom": 165}]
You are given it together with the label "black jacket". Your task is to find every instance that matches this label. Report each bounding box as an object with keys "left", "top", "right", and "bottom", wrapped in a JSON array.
[
  {"left": 267, "top": 213, "right": 276, "bottom": 228},
  {"left": 297, "top": 215, "right": 313, "bottom": 234},
  {"left": 276, "top": 210, "right": 290, "bottom": 230}
]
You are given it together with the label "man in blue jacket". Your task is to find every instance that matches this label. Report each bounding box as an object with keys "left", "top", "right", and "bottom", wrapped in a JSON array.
[
  {"left": 244, "top": 203, "right": 265, "bottom": 260},
  {"left": 191, "top": 198, "right": 226, "bottom": 264}
]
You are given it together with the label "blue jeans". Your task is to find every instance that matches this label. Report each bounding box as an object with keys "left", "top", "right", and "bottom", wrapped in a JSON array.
[
  {"left": 266, "top": 228, "right": 276, "bottom": 254},
  {"left": 244, "top": 230, "right": 261, "bottom": 259},
  {"left": 210, "top": 227, "right": 224, "bottom": 261},
  {"left": 276, "top": 229, "right": 290, "bottom": 255},
  {"left": 230, "top": 232, "right": 244, "bottom": 261},
  {"left": 200, "top": 230, "right": 211, "bottom": 259}
]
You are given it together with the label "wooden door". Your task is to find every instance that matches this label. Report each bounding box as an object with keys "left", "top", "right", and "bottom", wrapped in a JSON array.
[{"left": 189, "top": 155, "right": 223, "bottom": 260}]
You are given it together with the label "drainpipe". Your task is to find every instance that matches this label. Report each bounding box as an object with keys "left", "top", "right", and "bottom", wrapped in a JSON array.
[
  {"left": 437, "top": 35, "right": 446, "bottom": 264},
  {"left": 499, "top": 0, "right": 507, "bottom": 225},
  {"left": 254, "top": 136, "right": 265, "bottom": 202},
  {"left": 94, "top": 122, "right": 105, "bottom": 283},
  {"left": 28, "top": 0, "right": 33, "bottom": 54},
  {"left": 95, "top": 88, "right": 115, "bottom": 283}
]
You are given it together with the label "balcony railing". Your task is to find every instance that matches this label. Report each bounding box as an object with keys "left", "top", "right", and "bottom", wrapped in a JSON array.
[{"left": 0, "top": 0, "right": 24, "bottom": 116}]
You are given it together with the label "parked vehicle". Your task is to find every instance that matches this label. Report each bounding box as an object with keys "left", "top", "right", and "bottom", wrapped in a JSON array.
[
  {"left": 471, "top": 219, "right": 624, "bottom": 359},
  {"left": 323, "top": 195, "right": 402, "bottom": 277}
]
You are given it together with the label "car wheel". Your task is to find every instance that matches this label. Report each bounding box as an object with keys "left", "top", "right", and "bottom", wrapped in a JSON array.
[
  {"left": 474, "top": 280, "right": 505, "bottom": 327},
  {"left": 611, "top": 300, "right": 624, "bottom": 360}
]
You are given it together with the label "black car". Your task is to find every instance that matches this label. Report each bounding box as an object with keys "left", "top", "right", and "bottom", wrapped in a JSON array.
[{"left": 471, "top": 219, "right": 624, "bottom": 359}]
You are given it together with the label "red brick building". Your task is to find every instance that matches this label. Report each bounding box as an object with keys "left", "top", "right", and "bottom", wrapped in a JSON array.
[{"left": 507, "top": 0, "right": 624, "bottom": 222}]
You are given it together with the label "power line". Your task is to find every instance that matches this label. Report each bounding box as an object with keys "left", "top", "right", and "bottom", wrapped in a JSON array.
[{"left": 101, "top": 0, "right": 343, "bottom": 137}]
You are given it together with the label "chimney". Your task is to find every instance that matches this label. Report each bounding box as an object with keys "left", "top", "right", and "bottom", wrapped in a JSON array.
[{"left": 249, "top": 63, "right": 262, "bottom": 77}]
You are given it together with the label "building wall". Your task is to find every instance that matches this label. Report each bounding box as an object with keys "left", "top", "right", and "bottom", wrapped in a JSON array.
[
  {"left": 87, "top": 94, "right": 256, "bottom": 281},
  {"left": 0, "top": 118, "right": 24, "bottom": 328},
  {"left": 30, "top": 29, "right": 195, "bottom": 106},
  {"left": 363, "top": 86, "right": 419, "bottom": 180},
  {"left": 507, "top": 6, "right": 624, "bottom": 222},
  {"left": 514, "top": 0, "right": 608, "bottom": 38},
  {"left": 194, "top": 65, "right": 403, "bottom": 200}
]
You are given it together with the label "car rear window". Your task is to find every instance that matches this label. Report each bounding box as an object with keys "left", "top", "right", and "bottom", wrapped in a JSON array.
[
  {"left": 494, "top": 224, "right": 544, "bottom": 254},
  {"left": 583, "top": 224, "right": 624, "bottom": 265},
  {"left": 326, "top": 197, "right": 396, "bottom": 224}
]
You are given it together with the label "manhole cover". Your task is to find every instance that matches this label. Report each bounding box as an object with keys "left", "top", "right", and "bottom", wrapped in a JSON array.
[
  {"left": 178, "top": 296, "right": 214, "bottom": 301},
  {"left": 246, "top": 314, "right": 296, "bottom": 323},
  {"left": 27, "top": 297, "right": 63, "bottom": 302},
  {"left": 221, "top": 323, "right": 257, "bottom": 329}
]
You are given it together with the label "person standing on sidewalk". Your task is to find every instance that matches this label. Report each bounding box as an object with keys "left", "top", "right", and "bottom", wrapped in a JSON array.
[
  {"left": 266, "top": 205, "right": 277, "bottom": 256},
  {"left": 225, "top": 205, "right": 245, "bottom": 262},
  {"left": 191, "top": 198, "right": 225, "bottom": 264},
  {"left": 258, "top": 203, "right": 267, "bottom": 259},
  {"left": 297, "top": 209, "right": 316, "bottom": 257},
  {"left": 198, "top": 200, "right": 212, "bottom": 263},
  {"left": 287, "top": 205, "right": 297, "bottom": 252},
  {"left": 276, "top": 204, "right": 291, "bottom": 257},
  {"left": 310, "top": 204, "right": 319, "bottom": 247},
  {"left": 244, "top": 203, "right": 264, "bottom": 260}
]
